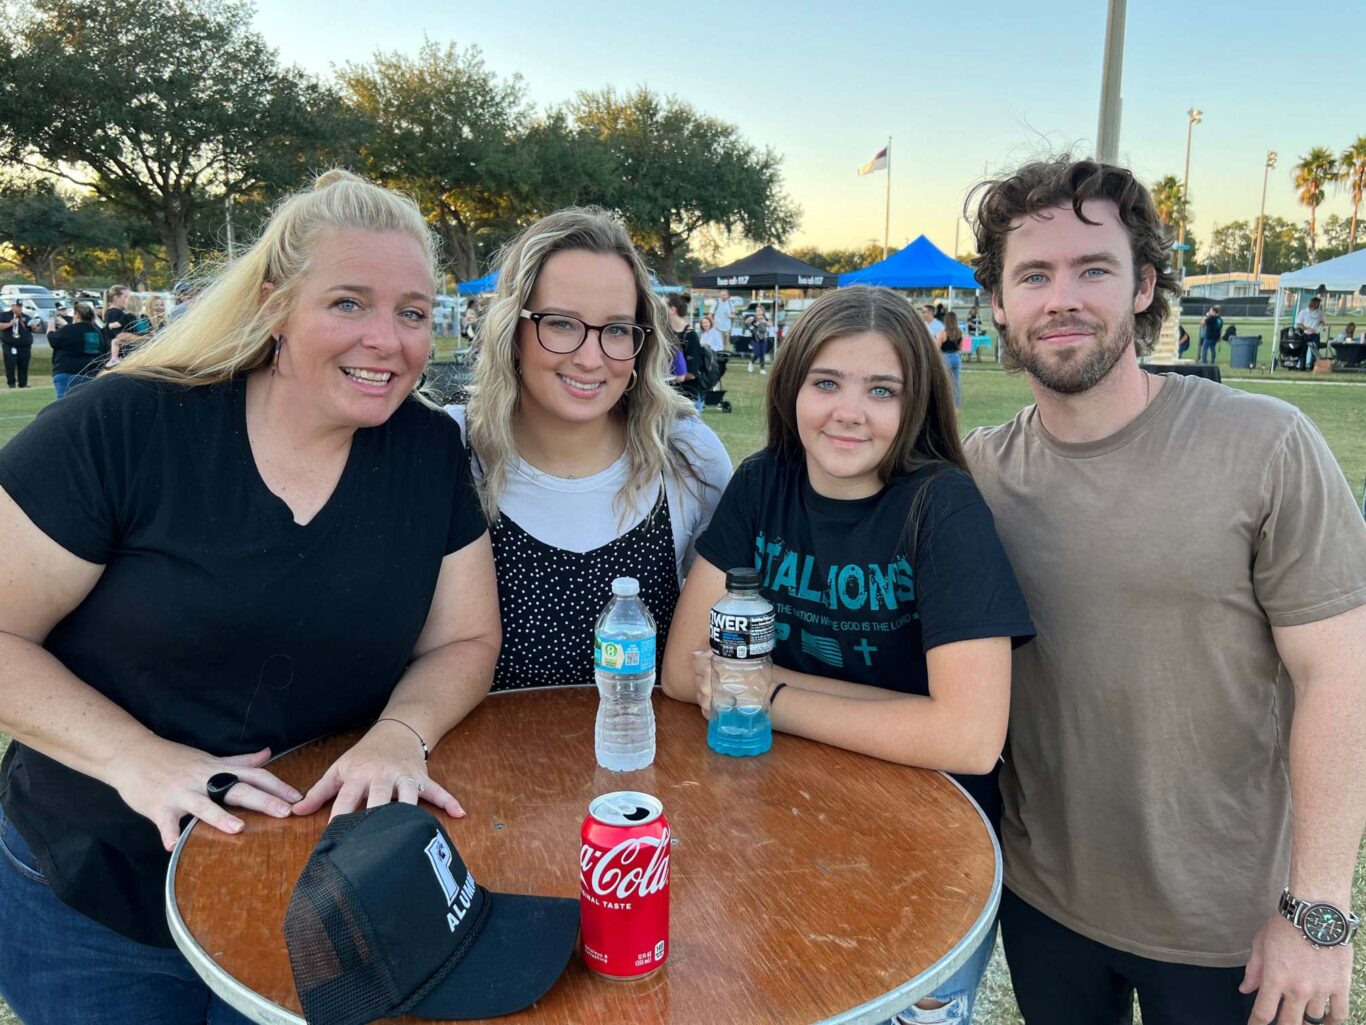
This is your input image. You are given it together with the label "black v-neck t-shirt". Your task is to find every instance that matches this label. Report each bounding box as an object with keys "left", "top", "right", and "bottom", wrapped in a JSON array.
[{"left": 0, "top": 374, "right": 485, "bottom": 945}]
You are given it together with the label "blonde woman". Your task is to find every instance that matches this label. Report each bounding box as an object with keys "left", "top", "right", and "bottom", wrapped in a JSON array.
[
  {"left": 452, "top": 207, "right": 731, "bottom": 690},
  {"left": 0, "top": 170, "right": 499, "bottom": 1024}
]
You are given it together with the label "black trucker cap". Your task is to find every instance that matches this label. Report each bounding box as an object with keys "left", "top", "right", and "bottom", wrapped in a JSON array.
[{"left": 284, "top": 803, "right": 579, "bottom": 1025}]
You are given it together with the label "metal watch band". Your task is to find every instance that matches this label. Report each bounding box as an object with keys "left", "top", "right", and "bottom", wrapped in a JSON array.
[{"left": 1279, "top": 888, "right": 1360, "bottom": 947}]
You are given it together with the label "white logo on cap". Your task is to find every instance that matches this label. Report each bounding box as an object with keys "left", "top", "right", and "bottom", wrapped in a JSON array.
[{"left": 425, "top": 834, "right": 478, "bottom": 932}]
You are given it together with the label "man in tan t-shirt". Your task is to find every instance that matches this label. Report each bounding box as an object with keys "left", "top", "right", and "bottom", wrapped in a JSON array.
[{"left": 962, "top": 157, "right": 1366, "bottom": 1025}]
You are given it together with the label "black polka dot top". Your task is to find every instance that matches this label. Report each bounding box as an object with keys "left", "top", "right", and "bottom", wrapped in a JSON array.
[{"left": 488, "top": 487, "right": 680, "bottom": 690}]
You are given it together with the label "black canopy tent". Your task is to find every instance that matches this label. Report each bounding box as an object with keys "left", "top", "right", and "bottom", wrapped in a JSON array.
[
  {"left": 692, "top": 247, "right": 837, "bottom": 354},
  {"left": 690, "top": 245, "right": 838, "bottom": 290}
]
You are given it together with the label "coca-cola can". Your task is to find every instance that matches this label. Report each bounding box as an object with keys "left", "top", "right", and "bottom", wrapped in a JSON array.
[{"left": 579, "top": 791, "right": 671, "bottom": 979}]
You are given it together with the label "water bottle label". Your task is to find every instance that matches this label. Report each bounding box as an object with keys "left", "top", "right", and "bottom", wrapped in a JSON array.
[
  {"left": 594, "top": 634, "right": 656, "bottom": 674},
  {"left": 709, "top": 608, "right": 775, "bottom": 659}
]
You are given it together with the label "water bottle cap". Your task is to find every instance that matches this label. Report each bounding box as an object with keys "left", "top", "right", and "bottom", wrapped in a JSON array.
[
  {"left": 610, "top": 577, "right": 641, "bottom": 597},
  {"left": 724, "top": 567, "right": 761, "bottom": 590}
]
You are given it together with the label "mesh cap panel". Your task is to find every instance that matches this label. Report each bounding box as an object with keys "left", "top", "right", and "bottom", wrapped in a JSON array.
[{"left": 284, "top": 818, "right": 401, "bottom": 1025}]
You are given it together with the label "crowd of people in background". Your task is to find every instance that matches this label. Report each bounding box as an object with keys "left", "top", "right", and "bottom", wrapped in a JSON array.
[{"left": 0, "top": 283, "right": 193, "bottom": 395}]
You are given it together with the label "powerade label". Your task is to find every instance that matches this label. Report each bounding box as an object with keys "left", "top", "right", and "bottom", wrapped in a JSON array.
[
  {"left": 594, "top": 635, "right": 656, "bottom": 675},
  {"left": 709, "top": 609, "right": 775, "bottom": 659}
]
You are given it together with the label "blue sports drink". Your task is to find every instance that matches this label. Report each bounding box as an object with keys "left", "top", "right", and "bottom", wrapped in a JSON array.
[{"left": 707, "top": 568, "right": 775, "bottom": 757}]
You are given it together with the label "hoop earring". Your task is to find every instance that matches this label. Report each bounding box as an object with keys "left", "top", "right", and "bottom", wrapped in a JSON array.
[
  {"left": 270, "top": 335, "right": 283, "bottom": 376},
  {"left": 625, "top": 369, "right": 638, "bottom": 393}
]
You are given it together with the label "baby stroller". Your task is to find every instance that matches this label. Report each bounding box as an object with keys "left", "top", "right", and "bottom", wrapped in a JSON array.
[
  {"left": 698, "top": 348, "right": 732, "bottom": 413},
  {"left": 1278, "top": 327, "right": 1310, "bottom": 371}
]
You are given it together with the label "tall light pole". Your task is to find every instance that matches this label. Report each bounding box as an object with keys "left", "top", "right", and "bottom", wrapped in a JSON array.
[
  {"left": 1252, "top": 150, "right": 1278, "bottom": 284},
  {"left": 1095, "top": 0, "right": 1127, "bottom": 163},
  {"left": 1174, "top": 107, "right": 1201, "bottom": 286}
]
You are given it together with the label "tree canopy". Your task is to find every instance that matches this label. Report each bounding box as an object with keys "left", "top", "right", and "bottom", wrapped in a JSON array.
[
  {"left": 0, "top": 0, "right": 353, "bottom": 278},
  {"left": 339, "top": 41, "right": 531, "bottom": 281},
  {"left": 789, "top": 244, "right": 900, "bottom": 276},
  {"left": 1204, "top": 217, "right": 1310, "bottom": 276},
  {"left": 569, "top": 88, "right": 799, "bottom": 283}
]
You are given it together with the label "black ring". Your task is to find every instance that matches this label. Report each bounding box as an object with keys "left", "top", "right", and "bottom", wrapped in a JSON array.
[
  {"left": 1304, "top": 1013, "right": 1326, "bottom": 1024},
  {"left": 206, "top": 772, "right": 240, "bottom": 808}
]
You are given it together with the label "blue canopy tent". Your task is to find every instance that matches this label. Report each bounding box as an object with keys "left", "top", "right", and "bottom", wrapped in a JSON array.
[
  {"left": 842, "top": 235, "right": 990, "bottom": 358},
  {"left": 458, "top": 267, "right": 683, "bottom": 296},
  {"left": 838, "top": 235, "right": 979, "bottom": 290},
  {"left": 457, "top": 270, "right": 499, "bottom": 294}
]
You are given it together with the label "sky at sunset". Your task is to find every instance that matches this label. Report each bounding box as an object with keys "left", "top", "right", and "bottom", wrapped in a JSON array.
[{"left": 254, "top": 0, "right": 1356, "bottom": 264}]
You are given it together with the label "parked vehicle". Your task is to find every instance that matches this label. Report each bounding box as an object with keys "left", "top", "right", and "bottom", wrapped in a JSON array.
[{"left": 0, "top": 284, "right": 58, "bottom": 333}]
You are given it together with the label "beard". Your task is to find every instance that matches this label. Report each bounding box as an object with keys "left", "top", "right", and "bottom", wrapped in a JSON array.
[{"left": 1000, "top": 312, "right": 1136, "bottom": 395}]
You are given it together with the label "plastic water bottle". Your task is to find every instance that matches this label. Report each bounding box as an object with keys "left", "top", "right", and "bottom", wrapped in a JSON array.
[
  {"left": 593, "top": 578, "right": 657, "bottom": 772},
  {"left": 707, "top": 567, "right": 775, "bottom": 757}
]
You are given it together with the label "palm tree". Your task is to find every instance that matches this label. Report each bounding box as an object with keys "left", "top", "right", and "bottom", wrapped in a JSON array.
[
  {"left": 1151, "top": 175, "right": 1187, "bottom": 235},
  {"left": 1294, "top": 147, "right": 1338, "bottom": 262},
  {"left": 1339, "top": 135, "right": 1366, "bottom": 251}
]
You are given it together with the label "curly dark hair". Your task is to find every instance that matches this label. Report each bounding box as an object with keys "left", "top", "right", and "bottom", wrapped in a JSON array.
[{"left": 967, "top": 157, "right": 1179, "bottom": 351}]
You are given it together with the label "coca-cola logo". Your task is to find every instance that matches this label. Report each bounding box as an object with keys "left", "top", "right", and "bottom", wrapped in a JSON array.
[{"left": 580, "top": 827, "right": 671, "bottom": 900}]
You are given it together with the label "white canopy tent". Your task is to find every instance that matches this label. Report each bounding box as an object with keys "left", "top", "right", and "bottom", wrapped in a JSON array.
[{"left": 1272, "top": 248, "right": 1366, "bottom": 341}]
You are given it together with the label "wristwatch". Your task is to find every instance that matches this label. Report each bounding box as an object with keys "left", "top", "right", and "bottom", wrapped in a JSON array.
[{"left": 1278, "top": 888, "right": 1359, "bottom": 948}]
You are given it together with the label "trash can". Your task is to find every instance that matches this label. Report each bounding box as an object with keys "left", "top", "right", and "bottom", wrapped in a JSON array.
[{"left": 1229, "top": 335, "right": 1261, "bottom": 370}]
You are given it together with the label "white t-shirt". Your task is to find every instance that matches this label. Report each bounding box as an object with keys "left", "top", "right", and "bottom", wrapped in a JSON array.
[
  {"left": 926, "top": 317, "right": 945, "bottom": 341},
  {"left": 712, "top": 298, "right": 733, "bottom": 334},
  {"left": 1295, "top": 306, "right": 1325, "bottom": 333},
  {"left": 700, "top": 327, "right": 725, "bottom": 351},
  {"left": 446, "top": 408, "right": 733, "bottom": 582}
]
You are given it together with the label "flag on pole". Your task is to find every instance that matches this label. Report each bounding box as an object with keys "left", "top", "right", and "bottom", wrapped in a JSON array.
[{"left": 858, "top": 146, "right": 889, "bottom": 176}]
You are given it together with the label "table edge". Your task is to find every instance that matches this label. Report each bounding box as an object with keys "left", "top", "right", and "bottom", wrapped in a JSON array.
[
  {"left": 815, "top": 771, "right": 1003, "bottom": 1025},
  {"left": 166, "top": 832, "right": 305, "bottom": 1025},
  {"left": 166, "top": 686, "right": 1003, "bottom": 1025}
]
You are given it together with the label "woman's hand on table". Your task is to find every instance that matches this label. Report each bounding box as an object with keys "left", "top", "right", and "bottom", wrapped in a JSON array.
[
  {"left": 291, "top": 722, "right": 465, "bottom": 821},
  {"left": 114, "top": 740, "right": 302, "bottom": 852}
]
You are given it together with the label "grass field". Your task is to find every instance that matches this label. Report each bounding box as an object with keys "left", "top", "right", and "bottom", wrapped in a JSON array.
[{"left": 0, "top": 357, "right": 1363, "bottom": 1024}]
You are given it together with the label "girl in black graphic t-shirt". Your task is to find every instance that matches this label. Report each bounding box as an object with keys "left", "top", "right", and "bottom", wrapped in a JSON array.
[{"left": 663, "top": 285, "right": 1033, "bottom": 1023}]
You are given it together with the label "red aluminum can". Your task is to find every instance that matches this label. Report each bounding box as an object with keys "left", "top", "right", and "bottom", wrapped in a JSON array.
[{"left": 579, "top": 791, "right": 671, "bottom": 979}]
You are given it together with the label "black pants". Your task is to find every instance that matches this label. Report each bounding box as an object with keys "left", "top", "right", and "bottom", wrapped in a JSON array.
[
  {"left": 4, "top": 343, "right": 31, "bottom": 387},
  {"left": 1000, "top": 889, "right": 1257, "bottom": 1025}
]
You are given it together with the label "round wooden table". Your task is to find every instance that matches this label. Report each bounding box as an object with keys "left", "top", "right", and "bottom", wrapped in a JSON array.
[{"left": 167, "top": 687, "right": 999, "bottom": 1024}]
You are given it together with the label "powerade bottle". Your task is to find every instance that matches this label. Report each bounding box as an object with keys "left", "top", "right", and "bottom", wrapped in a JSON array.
[
  {"left": 593, "top": 577, "right": 657, "bottom": 772},
  {"left": 707, "top": 567, "right": 775, "bottom": 757}
]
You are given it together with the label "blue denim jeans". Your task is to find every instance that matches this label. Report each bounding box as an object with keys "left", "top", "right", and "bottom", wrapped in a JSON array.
[
  {"left": 942, "top": 351, "right": 962, "bottom": 407},
  {"left": 53, "top": 372, "right": 94, "bottom": 399},
  {"left": 0, "top": 806, "right": 253, "bottom": 1025},
  {"left": 886, "top": 921, "right": 997, "bottom": 1024},
  {"left": 1199, "top": 340, "right": 1217, "bottom": 363}
]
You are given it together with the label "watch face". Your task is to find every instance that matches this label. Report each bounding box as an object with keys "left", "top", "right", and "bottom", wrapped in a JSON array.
[{"left": 1303, "top": 904, "right": 1348, "bottom": 946}]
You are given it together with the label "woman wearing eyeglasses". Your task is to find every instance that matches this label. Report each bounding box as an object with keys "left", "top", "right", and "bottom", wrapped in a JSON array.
[{"left": 449, "top": 207, "right": 731, "bottom": 690}]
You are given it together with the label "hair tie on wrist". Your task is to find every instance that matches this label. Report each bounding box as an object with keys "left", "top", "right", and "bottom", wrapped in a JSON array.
[
  {"left": 375, "top": 717, "right": 429, "bottom": 762},
  {"left": 769, "top": 682, "right": 788, "bottom": 706}
]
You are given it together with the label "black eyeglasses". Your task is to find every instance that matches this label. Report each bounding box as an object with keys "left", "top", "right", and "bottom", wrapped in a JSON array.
[{"left": 519, "top": 309, "right": 650, "bottom": 361}]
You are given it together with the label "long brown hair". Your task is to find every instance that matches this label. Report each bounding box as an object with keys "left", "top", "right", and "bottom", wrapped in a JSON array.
[
  {"left": 765, "top": 286, "right": 967, "bottom": 480},
  {"left": 943, "top": 311, "right": 963, "bottom": 344}
]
